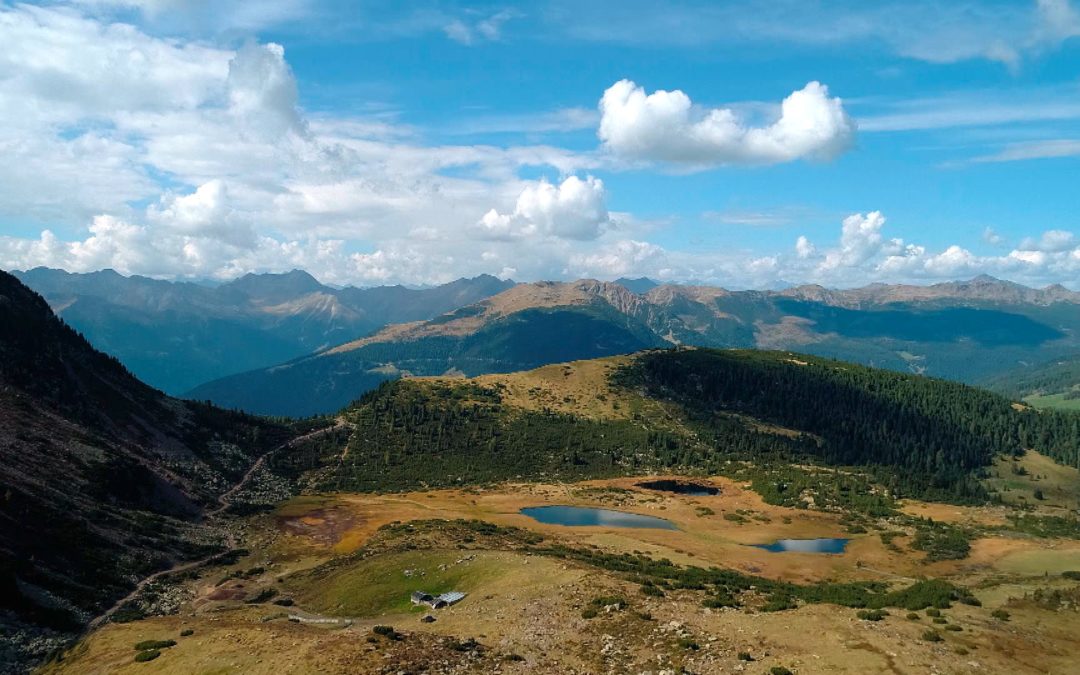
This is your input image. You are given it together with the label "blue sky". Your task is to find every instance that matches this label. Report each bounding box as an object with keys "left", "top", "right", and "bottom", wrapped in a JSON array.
[{"left": 0, "top": 0, "right": 1079, "bottom": 287}]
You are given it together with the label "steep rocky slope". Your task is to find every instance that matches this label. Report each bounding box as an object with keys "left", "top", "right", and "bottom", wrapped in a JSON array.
[{"left": 0, "top": 271, "right": 291, "bottom": 672}]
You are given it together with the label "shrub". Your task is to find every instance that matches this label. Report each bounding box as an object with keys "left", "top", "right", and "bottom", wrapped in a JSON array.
[
  {"left": 912, "top": 523, "right": 972, "bottom": 562},
  {"left": 179, "top": 629, "right": 194, "bottom": 637},
  {"left": 770, "top": 667, "right": 794, "bottom": 675},
  {"left": 246, "top": 588, "right": 278, "bottom": 604},
  {"left": 945, "top": 624, "right": 962, "bottom": 632},
  {"left": 373, "top": 625, "right": 401, "bottom": 640},
  {"left": 856, "top": 609, "right": 887, "bottom": 621},
  {"left": 447, "top": 638, "right": 479, "bottom": 652},
  {"left": 133, "top": 640, "right": 176, "bottom": 651},
  {"left": 589, "top": 595, "right": 627, "bottom": 610},
  {"left": 925, "top": 608, "right": 941, "bottom": 617},
  {"left": 1062, "top": 571, "right": 1080, "bottom": 580},
  {"left": 921, "top": 630, "right": 943, "bottom": 642},
  {"left": 991, "top": 609, "right": 1010, "bottom": 621},
  {"left": 762, "top": 593, "right": 798, "bottom": 612},
  {"left": 134, "top": 650, "right": 160, "bottom": 662},
  {"left": 640, "top": 584, "right": 664, "bottom": 597},
  {"left": 581, "top": 607, "right": 598, "bottom": 619},
  {"left": 906, "top": 612, "right": 920, "bottom": 620},
  {"left": 932, "top": 617, "right": 947, "bottom": 624},
  {"left": 273, "top": 598, "right": 294, "bottom": 607},
  {"left": 677, "top": 638, "right": 699, "bottom": 650},
  {"left": 703, "top": 592, "right": 740, "bottom": 609},
  {"left": 881, "top": 580, "right": 956, "bottom": 611},
  {"left": 737, "top": 651, "right": 754, "bottom": 661}
]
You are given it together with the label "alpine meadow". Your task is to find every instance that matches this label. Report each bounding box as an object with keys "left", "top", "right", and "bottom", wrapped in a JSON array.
[{"left": 3, "top": 2, "right": 1080, "bottom": 674}]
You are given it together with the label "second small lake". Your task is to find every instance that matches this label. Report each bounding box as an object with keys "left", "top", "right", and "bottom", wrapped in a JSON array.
[
  {"left": 520, "top": 505, "right": 678, "bottom": 530},
  {"left": 636, "top": 479, "right": 720, "bottom": 496},
  {"left": 751, "top": 538, "right": 850, "bottom": 554}
]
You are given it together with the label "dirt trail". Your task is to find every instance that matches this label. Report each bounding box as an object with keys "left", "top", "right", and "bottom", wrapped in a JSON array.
[{"left": 85, "top": 420, "right": 350, "bottom": 632}]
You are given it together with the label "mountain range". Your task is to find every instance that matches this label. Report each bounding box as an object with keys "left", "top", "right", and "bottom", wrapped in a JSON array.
[
  {"left": 188, "top": 275, "right": 1080, "bottom": 416},
  {"left": 13, "top": 268, "right": 513, "bottom": 395}
]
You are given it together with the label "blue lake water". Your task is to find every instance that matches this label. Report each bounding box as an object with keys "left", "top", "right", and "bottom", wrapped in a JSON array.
[
  {"left": 751, "top": 538, "right": 850, "bottom": 554},
  {"left": 519, "top": 506, "right": 678, "bottom": 530}
]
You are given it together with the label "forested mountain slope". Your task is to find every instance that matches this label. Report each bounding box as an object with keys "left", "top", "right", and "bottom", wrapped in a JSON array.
[
  {"left": 0, "top": 271, "right": 291, "bottom": 671},
  {"left": 189, "top": 283, "right": 667, "bottom": 416},
  {"left": 277, "top": 349, "right": 1080, "bottom": 505},
  {"left": 194, "top": 276, "right": 1080, "bottom": 417},
  {"left": 983, "top": 354, "right": 1080, "bottom": 410},
  {"left": 14, "top": 267, "right": 513, "bottom": 394}
]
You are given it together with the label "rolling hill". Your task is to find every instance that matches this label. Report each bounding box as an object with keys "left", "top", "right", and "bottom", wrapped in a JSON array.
[
  {"left": 191, "top": 276, "right": 1080, "bottom": 416},
  {"left": 275, "top": 349, "right": 1080, "bottom": 508},
  {"left": 13, "top": 268, "right": 513, "bottom": 395},
  {"left": 0, "top": 271, "right": 293, "bottom": 671}
]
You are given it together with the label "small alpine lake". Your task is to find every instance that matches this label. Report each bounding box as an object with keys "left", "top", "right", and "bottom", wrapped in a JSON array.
[
  {"left": 635, "top": 479, "right": 720, "bottom": 496},
  {"left": 751, "top": 538, "right": 850, "bottom": 554},
  {"left": 519, "top": 505, "right": 678, "bottom": 530}
]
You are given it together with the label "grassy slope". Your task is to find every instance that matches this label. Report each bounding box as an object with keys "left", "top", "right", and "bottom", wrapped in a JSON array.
[
  {"left": 1023, "top": 392, "right": 1080, "bottom": 411},
  {"left": 280, "top": 348, "right": 1080, "bottom": 508}
]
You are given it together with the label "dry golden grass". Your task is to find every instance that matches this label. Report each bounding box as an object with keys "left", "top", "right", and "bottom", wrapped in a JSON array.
[
  {"left": 48, "top": 476, "right": 1080, "bottom": 675},
  {"left": 984, "top": 450, "right": 1080, "bottom": 512}
]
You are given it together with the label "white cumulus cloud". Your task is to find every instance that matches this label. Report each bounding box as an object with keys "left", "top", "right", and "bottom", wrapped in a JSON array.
[
  {"left": 597, "top": 79, "right": 855, "bottom": 167},
  {"left": 476, "top": 175, "right": 613, "bottom": 241}
]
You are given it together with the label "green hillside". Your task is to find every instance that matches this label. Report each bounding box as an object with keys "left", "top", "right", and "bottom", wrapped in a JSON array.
[
  {"left": 191, "top": 278, "right": 1080, "bottom": 418},
  {"left": 982, "top": 354, "right": 1080, "bottom": 410},
  {"left": 277, "top": 349, "right": 1080, "bottom": 507},
  {"left": 189, "top": 305, "right": 665, "bottom": 416}
]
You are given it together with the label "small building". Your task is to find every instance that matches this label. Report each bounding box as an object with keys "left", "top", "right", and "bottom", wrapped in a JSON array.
[
  {"left": 410, "top": 590, "right": 466, "bottom": 609},
  {"left": 438, "top": 591, "right": 466, "bottom": 606},
  {"left": 411, "top": 591, "right": 434, "bottom": 605}
]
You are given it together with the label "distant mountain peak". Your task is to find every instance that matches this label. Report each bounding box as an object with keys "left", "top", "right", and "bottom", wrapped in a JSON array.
[
  {"left": 614, "top": 276, "right": 660, "bottom": 294},
  {"left": 223, "top": 268, "right": 325, "bottom": 300}
]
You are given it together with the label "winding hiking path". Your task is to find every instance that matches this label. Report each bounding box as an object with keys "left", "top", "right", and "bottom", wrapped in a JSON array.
[{"left": 86, "top": 419, "right": 350, "bottom": 632}]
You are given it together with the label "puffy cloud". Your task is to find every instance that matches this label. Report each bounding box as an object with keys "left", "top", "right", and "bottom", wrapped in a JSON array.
[
  {"left": 226, "top": 42, "right": 305, "bottom": 140},
  {"left": 793, "top": 213, "right": 1080, "bottom": 288},
  {"left": 598, "top": 79, "right": 855, "bottom": 166},
  {"left": 795, "top": 235, "right": 816, "bottom": 259},
  {"left": 568, "top": 239, "right": 665, "bottom": 278},
  {"left": 476, "top": 176, "right": 612, "bottom": 241},
  {"left": 1019, "top": 229, "right": 1076, "bottom": 252},
  {"left": 0, "top": 4, "right": 610, "bottom": 285},
  {"left": 819, "top": 211, "right": 907, "bottom": 270},
  {"left": 146, "top": 180, "right": 255, "bottom": 247}
]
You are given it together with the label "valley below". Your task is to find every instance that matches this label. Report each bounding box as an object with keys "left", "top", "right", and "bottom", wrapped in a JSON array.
[{"left": 44, "top": 474, "right": 1080, "bottom": 674}]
